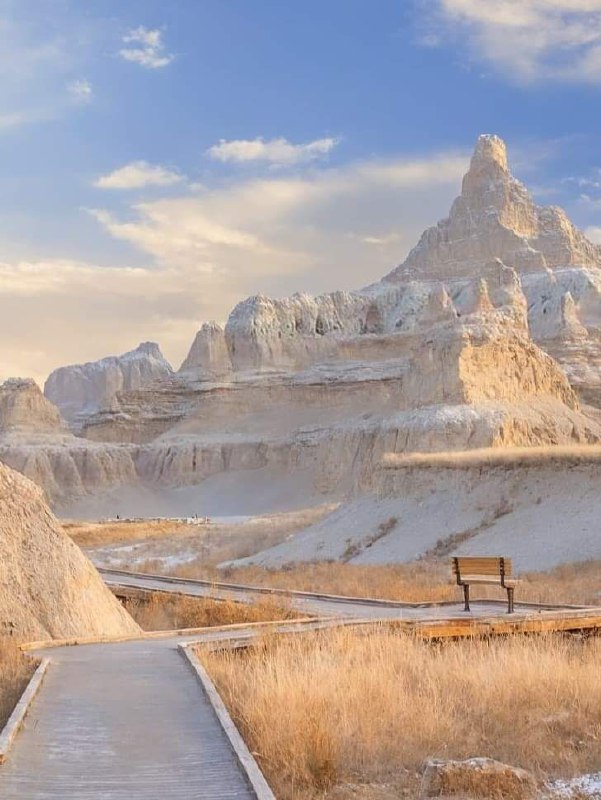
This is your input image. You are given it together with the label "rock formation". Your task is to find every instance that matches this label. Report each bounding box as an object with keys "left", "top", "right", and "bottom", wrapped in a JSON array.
[
  {"left": 44, "top": 341, "right": 173, "bottom": 422},
  {"left": 385, "top": 133, "right": 601, "bottom": 281},
  {"left": 0, "top": 461, "right": 139, "bottom": 639},
  {"left": 4, "top": 133, "right": 601, "bottom": 515},
  {"left": 0, "top": 378, "right": 65, "bottom": 433},
  {"left": 179, "top": 322, "right": 231, "bottom": 377}
]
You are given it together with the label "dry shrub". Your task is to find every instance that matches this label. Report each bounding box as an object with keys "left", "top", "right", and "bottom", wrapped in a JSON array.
[
  {"left": 122, "top": 592, "right": 297, "bottom": 631},
  {"left": 0, "top": 638, "right": 34, "bottom": 729},
  {"left": 202, "top": 629, "right": 601, "bottom": 800}
]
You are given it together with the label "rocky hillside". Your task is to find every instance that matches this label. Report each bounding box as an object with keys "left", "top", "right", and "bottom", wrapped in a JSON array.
[
  {"left": 0, "top": 378, "right": 64, "bottom": 433},
  {"left": 44, "top": 341, "right": 173, "bottom": 422},
  {"left": 0, "top": 461, "right": 139, "bottom": 639},
  {"left": 4, "top": 133, "right": 601, "bottom": 515}
]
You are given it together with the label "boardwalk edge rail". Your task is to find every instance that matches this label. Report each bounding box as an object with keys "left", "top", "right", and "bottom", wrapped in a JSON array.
[
  {"left": 98, "top": 567, "right": 592, "bottom": 611},
  {"left": 0, "top": 658, "right": 50, "bottom": 765},
  {"left": 180, "top": 643, "right": 276, "bottom": 800}
]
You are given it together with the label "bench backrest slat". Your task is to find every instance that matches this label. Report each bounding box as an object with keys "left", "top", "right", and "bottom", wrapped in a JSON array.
[{"left": 452, "top": 556, "right": 512, "bottom": 578}]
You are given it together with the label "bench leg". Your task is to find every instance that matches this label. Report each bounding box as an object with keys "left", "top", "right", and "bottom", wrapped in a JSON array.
[
  {"left": 463, "top": 583, "right": 470, "bottom": 612},
  {"left": 507, "top": 587, "right": 514, "bottom": 614}
]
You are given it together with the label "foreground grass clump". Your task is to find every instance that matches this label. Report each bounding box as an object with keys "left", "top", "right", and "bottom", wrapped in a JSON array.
[
  {"left": 122, "top": 591, "right": 297, "bottom": 631},
  {"left": 202, "top": 629, "right": 601, "bottom": 800},
  {"left": 0, "top": 638, "right": 34, "bottom": 730}
]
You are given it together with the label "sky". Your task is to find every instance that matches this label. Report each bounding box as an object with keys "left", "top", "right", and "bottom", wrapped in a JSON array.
[{"left": 2, "top": 0, "right": 601, "bottom": 382}]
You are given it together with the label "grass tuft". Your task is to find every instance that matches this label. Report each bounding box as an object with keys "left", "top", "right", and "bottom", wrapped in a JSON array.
[
  {"left": 202, "top": 629, "right": 601, "bottom": 800},
  {"left": 121, "top": 591, "right": 297, "bottom": 631}
]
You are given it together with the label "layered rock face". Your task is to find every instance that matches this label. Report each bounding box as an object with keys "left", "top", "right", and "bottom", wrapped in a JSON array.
[
  {"left": 386, "top": 134, "right": 601, "bottom": 281},
  {"left": 179, "top": 322, "right": 231, "bottom": 377},
  {"left": 0, "top": 376, "right": 139, "bottom": 505},
  {"left": 5, "top": 133, "right": 601, "bottom": 514},
  {"left": 0, "top": 378, "right": 64, "bottom": 432},
  {"left": 44, "top": 341, "right": 173, "bottom": 422},
  {"left": 0, "top": 461, "right": 139, "bottom": 639}
]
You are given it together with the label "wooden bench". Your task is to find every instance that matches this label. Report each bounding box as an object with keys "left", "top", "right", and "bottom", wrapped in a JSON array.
[{"left": 452, "top": 556, "right": 518, "bottom": 614}]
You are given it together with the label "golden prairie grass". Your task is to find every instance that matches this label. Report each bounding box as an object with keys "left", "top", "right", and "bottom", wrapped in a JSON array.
[
  {"left": 169, "top": 559, "right": 601, "bottom": 607},
  {"left": 202, "top": 629, "right": 601, "bottom": 800},
  {"left": 381, "top": 444, "right": 601, "bottom": 470},
  {"left": 0, "top": 638, "right": 34, "bottom": 730},
  {"left": 63, "top": 519, "right": 192, "bottom": 548},
  {"left": 65, "top": 505, "right": 335, "bottom": 564},
  {"left": 121, "top": 591, "right": 298, "bottom": 631}
]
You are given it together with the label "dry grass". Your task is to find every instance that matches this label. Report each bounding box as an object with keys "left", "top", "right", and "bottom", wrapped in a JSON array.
[
  {"left": 63, "top": 519, "right": 192, "bottom": 548},
  {"left": 164, "top": 559, "right": 601, "bottom": 607},
  {"left": 202, "top": 629, "right": 601, "bottom": 800},
  {"left": 0, "top": 638, "right": 35, "bottom": 730},
  {"left": 66, "top": 505, "right": 336, "bottom": 564},
  {"left": 121, "top": 591, "right": 298, "bottom": 631},
  {"left": 381, "top": 445, "right": 601, "bottom": 471}
]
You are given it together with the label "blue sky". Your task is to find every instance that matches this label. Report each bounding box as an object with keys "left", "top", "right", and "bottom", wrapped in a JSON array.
[{"left": 2, "top": 0, "right": 601, "bottom": 380}]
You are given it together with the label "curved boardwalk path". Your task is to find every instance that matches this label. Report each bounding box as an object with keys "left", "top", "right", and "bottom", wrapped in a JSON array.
[
  {"left": 0, "top": 636, "right": 255, "bottom": 799},
  {"left": 0, "top": 621, "right": 337, "bottom": 800},
  {"left": 1, "top": 569, "right": 599, "bottom": 799}
]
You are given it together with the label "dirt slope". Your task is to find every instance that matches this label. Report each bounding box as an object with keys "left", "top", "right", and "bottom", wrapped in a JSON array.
[{"left": 0, "top": 462, "right": 139, "bottom": 640}]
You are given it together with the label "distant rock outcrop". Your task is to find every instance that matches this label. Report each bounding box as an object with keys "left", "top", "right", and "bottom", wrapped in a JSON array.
[
  {"left": 0, "top": 461, "right": 139, "bottom": 639},
  {"left": 44, "top": 342, "right": 173, "bottom": 421},
  {"left": 385, "top": 133, "right": 601, "bottom": 281},
  {"left": 0, "top": 378, "right": 64, "bottom": 433},
  {"left": 179, "top": 322, "right": 232, "bottom": 377}
]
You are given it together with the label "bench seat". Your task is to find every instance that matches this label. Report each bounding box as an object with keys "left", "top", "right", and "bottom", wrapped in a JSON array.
[
  {"left": 452, "top": 556, "right": 518, "bottom": 613},
  {"left": 460, "top": 574, "right": 519, "bottom": 587}
]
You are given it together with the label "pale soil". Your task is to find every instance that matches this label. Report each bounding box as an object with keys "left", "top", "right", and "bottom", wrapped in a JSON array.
[
  {"left": 202, "top": 630, "right": 601, "bottom": 800},
  {"left": 236, "top": 463, "right": 601, "bottom": 571},
  {"left": 0, "top": 638, "right": 34, "bottom": 730},
  {"left": 120, "top": 591, "right": 298, "bottom": 631}
]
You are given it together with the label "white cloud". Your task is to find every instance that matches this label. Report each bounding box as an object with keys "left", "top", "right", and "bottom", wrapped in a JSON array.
[
  {"left": 360, "top": 232, "right": 402, "bottom": 247},
  {"left": 0, "top": 148, "right": 468, "bottom": 380},
  {"left": 422, "top": 0, "right": 601, "bottom": 83},
  {"left": 68, "top": 79, "right": 92, "bottom": 104},
  {"left": 586, "top": 226, "right": 601, "bottom": 243},
  {"left": 119, "top": 26, "right": 174, "bottom": 69},
  {"left": 207, "top": 136, "right": 340, "bottom": 166},
  {"left": 95, "top": 161, "right": 184, "bottom": 190}
]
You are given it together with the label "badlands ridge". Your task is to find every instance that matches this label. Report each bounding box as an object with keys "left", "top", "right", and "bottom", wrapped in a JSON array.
[{"left": 2, "top": 135, "right": 601, "bottom": 567}]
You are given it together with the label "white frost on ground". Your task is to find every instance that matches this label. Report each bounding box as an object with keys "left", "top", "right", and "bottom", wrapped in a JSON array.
[{"left": 548, "top": 772, "right": 601, "bottom": 798}]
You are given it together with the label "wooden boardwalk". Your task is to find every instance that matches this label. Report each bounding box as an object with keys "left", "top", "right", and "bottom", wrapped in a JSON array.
[
  {"left": 1, "top": 570, "right": 600, "bottom": 799},
  {"left": 101, "top": 568, "right": 601, "bottom": 637},
  {"left": 0, "top": 636, "right": 259, "bottom": 800}
]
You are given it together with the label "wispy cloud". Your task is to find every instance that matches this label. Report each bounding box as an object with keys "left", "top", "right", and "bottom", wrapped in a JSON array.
[
  {"left": 0, "top": 10, "right": 95, "bottom": 133},
  {"left": 207, "top": 136, "right": 340, "bottom": 166},
  {"left": 119, "top": 26, "right": 174, "bottom": 69},
  {"left": 68, "top": 79, "right": 93, "bottom": 105},
  {"left": 0, "top": 148, "right": 467, "bottom": 380},
  {"left": 420, "top": 0, "right": 601, "bottom": 84},
  {"left": 586, "top": 226, "right": 601, "bottom": 243},
  {"left": 95, "top": 161, "right": 183, "bottom": 190}
]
